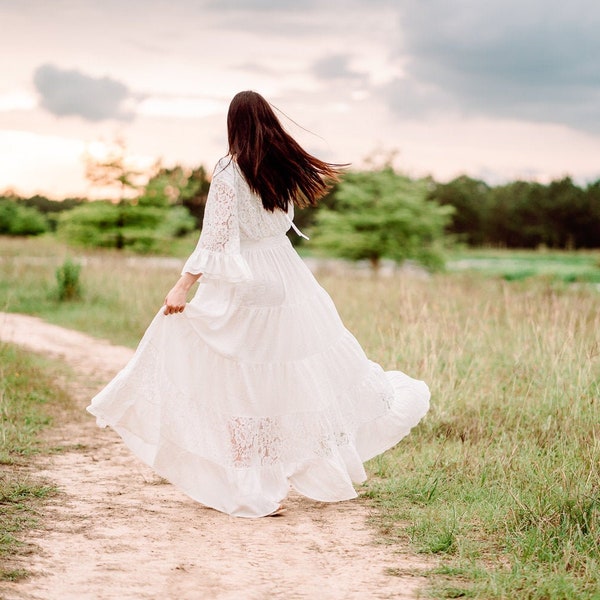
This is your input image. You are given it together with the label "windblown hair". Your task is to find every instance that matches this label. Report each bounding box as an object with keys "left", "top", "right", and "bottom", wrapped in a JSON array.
[{"left": 227, "top": 90, "right": 344, "bottom": 212}]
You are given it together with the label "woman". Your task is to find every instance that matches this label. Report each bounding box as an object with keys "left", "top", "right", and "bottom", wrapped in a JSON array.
[{"left": 87, "top": 91, "right": 430, "bottom": 518}]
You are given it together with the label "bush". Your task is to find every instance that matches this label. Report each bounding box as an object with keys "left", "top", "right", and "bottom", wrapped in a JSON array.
[
  {"left": 0, "top": 199, "right": 49, "bottom": 236},
  {"left": 55, "top": 258, "right": 82, "bottom": 301},
  {"left": 57, "top": 201, "right": 195, "bottom": 253}
]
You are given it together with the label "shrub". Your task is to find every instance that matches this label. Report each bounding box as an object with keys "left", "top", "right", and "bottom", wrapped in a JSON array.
[
  {"left": 55, "top": 258, "right": 82, "bottom": 301},
  {"left": 0, "top": 199, "right": 48, "bottom": 236},
  {"left": 57, "top": 201, "right": 195, "bottom": 253}
]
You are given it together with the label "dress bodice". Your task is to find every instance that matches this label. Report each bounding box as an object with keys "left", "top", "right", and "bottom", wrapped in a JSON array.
[
  {"left": 225, "top": 160, "right": 294, "bottom": 240},
  {"left": 180, "top": 157, "right": 294, "bottom": 282}
]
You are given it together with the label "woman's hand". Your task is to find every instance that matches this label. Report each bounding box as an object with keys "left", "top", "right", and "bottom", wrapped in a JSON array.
[
  {"left": 163, "top": 273, "right": 202, "bottom": 315},
  {"left": 164, "top": 287, "right": 187, "bottom": 315}
]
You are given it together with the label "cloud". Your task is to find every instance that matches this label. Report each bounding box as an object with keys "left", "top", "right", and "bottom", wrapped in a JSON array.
[
  {"left": 388, "top": 0, "right": 600, "bottom": 131},
  {"left": 205, "top": 0, "right": 317, "bottom": 9},
  {"left": 33, "top": 64, "right": 134, "bottom": 122},
  {"left": 311, "top": 54, "right": 365, "bottom": 81}
]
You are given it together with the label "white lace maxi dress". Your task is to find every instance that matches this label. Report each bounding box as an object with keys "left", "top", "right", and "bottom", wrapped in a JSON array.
[{"left": 87, "top": 157, "right": 430, "bottom": 518}]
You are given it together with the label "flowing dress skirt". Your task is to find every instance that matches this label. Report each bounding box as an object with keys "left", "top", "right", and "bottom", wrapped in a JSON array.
[{"left": 87, "top": 234, "right": 430, "bottom": 518}]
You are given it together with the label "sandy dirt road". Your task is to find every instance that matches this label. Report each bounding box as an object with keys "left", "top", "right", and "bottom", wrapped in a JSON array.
[{"left": 0, "top": 312, "right": 429, "bottom": 600}]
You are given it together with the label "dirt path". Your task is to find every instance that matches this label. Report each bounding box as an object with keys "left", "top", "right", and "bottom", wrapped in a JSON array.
[{"left": 0, "top": 312, "right": 429, "bottom": 600}]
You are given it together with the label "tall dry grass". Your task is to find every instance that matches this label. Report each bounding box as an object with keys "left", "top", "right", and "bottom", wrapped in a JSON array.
[{"left": 325, "top": 273, "right": 599, "bottom": 599}]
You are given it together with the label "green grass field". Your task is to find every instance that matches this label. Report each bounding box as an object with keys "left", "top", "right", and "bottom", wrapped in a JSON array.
[
  {"left": 1, "top": 235, "right": 599, "bottom": 598},
  {"left": 447, "top": 248, "right": 600, "bottom": 284}
]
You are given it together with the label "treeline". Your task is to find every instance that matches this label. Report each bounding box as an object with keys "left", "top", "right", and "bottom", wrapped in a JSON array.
[
  {"left": 2, "top": 170, "right": 599, "bottom": 251},
  {"left": 429, "top": 176, "right": 600, "bottom": 249},
  {"left": 0, "top": 165, "right": 212, "bottom": 252}
]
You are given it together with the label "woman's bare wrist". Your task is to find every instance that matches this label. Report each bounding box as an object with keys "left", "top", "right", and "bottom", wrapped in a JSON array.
[{"left": 176, "top": 272, "right": 201, "bottom": 292}]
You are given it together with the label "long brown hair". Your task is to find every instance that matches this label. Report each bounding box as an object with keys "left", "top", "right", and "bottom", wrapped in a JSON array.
[{"left": 227, "top": 91, "right": 344, "bottom": 212}]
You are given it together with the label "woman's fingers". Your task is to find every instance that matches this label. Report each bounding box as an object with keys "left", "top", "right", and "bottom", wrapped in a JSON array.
[{"left": 163, "top": 303, "right": 186, "bottom": 315}]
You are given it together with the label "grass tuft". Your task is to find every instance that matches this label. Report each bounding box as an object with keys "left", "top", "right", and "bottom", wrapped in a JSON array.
[
  {"left": 55, "top": 257, "right": 82, "bottom": 301},
  {"left": 0, "top": 568, "right": 30, "bottom": 582}
]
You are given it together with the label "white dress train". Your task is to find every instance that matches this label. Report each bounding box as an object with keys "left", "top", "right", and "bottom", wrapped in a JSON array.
[{"left": 87, "top": 157, "right": 430, "bottom": 518}]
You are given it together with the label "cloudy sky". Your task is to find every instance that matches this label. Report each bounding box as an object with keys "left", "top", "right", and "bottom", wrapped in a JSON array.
[{"left": 1, "top": 0, "right": 599, "bottom": 198}]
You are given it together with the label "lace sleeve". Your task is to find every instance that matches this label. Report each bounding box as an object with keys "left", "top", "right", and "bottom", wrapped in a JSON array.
[{"left": 181, "top": 175, "right": 252, "bottom": 282}]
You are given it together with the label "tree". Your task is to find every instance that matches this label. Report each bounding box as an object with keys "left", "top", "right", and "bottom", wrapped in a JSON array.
[
  {"left": 545, "top": 177, "right": 586, "bottom": 249},
  {"left": 84, "top": 138, "right": 146, "bottom": 200},
  {"left": 487, "top": 181, "right": 546, "bottom": 248},
  {"left": 581, "top": 180, "right": 600, "bottom": 248},
  {"left": 139, "top": 164, "right": 211, "bottom": 228},
  {"left": 310, "top": 168, "right": 453, "bottom": 270},
  {"left": 58, "top": 142, "right": 196, "bottom": 253},
  {"left": 428, "top": 176, "right": 490, "bottom": 245},
  {"left": 180, "top": 166, "right": 212, "bottom": 227}
]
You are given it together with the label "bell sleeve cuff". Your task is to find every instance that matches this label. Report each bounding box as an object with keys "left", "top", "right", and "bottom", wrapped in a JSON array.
[{"left": 181, "top": 247, "right": 253, "bottom": 283}]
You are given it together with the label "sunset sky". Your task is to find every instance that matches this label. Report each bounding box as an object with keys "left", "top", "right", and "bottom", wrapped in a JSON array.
[{"left": 1, "top": 0, "right": 599, "bottom": 198}]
